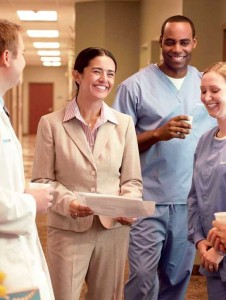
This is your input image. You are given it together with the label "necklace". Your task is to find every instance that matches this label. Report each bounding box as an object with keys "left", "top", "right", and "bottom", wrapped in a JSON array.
[
  {"left": 215, "top": 128, "right": 226, "bottom": 139},
  {"left": 85, "top": 116, "right": 98, "bottom": 128},
  {"left": 215, "top": 128, "right": 220, "bottom": 137}
]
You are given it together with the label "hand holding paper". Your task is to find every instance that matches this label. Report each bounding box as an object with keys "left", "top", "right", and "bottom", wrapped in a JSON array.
[{"left": 76, "top": 192, "right": 155, "bottom": 218}]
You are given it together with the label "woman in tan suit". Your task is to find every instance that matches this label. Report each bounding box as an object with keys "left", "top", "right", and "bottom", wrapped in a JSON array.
[{"left": 32, "top": 47, "right": 142, "bottom": 300}]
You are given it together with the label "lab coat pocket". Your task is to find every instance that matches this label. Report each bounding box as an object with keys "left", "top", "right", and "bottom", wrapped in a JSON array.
[
  {"left": 0, "top": 239, "right": 28, "bottom": 270},
  {"left": 0, "top": 239, "right": 36, "bottom": 291}
]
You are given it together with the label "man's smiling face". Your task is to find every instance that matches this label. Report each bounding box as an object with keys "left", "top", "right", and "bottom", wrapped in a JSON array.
[{"left": 159, "top": 21, "right": 197, "bottom": 78}]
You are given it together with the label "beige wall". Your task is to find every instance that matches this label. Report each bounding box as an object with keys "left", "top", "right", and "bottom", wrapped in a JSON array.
[
  {"left": 75, "top": 0, "right": 140, "bottom": 105},
  {"left": 75, "top": 2, "right": 105, "bottom": 51},
  {"left": 139, "top": 0, "right": 226, "bottom": 71},
  {"left": 138, "top": 0, "right": 226, "bottom": 71},
  {"left": 183, "top": 0, "right": 226, "bottom": 71},
  {"left": 139, "top": 0, "right": 182, "bottom": 67}
]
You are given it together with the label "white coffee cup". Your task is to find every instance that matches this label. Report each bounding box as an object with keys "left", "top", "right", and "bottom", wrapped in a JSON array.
[
  {"left": 214, "top": 212, "right": 226, "bottom": 224},
  {"left": 184, "top": 116, "right": 193, "bottom": 134},
  {"left": 29, "top": 182, "right": 51, "bottom": 190},
  {"left": 184, "top": 116, "right": 193, "bottom": 125}
]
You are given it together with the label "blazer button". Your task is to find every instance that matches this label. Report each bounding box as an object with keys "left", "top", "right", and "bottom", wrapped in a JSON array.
[
  {"left": 91, "top": 170, "right": 96, "bottom": 176},
  {"left": 90, "top": 187, "right": 96, "bottom": 192}
]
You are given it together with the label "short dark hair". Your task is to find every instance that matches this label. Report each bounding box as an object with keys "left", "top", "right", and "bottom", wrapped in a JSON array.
[
  {"left": 160, "top": 15, "right": 196, "bottom": 38},
  {"left": 73, "top": 47, "right": 117, "bottom": 95},
  {"left": 0, "top": 19, "right": 23, "bottom": 57}
]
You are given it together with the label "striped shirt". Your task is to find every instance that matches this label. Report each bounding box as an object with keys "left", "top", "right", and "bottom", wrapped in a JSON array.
[{"left": 63, "top": 98, "right": 118, "bottom": 150}]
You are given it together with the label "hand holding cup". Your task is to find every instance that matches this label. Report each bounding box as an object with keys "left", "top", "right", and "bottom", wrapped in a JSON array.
[
  {"left": 207, "top": 212, "right": 226, "bottom": 254},
  {"left": 25, "top": 182, "right": 54, "bottom": 214},
  {"left": 174, "top": 115, "right": 193, "bottom": 138}
]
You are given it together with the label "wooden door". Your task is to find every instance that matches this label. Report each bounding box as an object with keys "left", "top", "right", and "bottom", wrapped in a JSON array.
[
  {"left": 224, "top": 29, "right": 226, "bottom": 61},
  {"left": 29, "top": 83, "right": 53, "bottom": 134}
]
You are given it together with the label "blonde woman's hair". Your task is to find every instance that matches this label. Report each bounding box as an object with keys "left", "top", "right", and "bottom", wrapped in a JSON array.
[{"left": 203, "top": 62, "right": 226, "bottom": 81}]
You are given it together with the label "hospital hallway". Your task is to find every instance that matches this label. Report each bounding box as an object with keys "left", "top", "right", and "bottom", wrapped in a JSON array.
[{"left": 22, "top": 134, "right": 208, "bottom": 300}]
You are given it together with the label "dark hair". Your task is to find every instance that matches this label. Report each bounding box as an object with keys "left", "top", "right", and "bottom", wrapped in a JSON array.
[
  {"left": 74, "top": 47, "right": 117, "bottom": 72},
  {"left": 73, "top": 47, "right": 117, "bottom": 95},
  {"left": 203, "top": 62, "right": 226, "bottom": 81},
  {"left": 160, "top": 15, "right": 196, "bottom": 39},
  {"left": 0, "top": 19, "right": 23, "bottom": 57}
]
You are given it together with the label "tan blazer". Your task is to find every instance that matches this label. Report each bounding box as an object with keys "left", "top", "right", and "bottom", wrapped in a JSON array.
[{"left": 32, "top": 104, "right": 142, "bottom": 232}]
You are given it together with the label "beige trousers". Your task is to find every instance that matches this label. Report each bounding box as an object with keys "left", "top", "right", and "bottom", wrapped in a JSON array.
[{"left": 47, "top": 217, "right": 129, "bottom": 300}]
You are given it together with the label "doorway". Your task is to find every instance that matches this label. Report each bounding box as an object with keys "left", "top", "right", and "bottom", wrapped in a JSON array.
[
  {"left": 223, "top": 29, "right": 226, "bottom": 61},
  {"left": 29, "top": 83, "right": 53, "bottom": 134}
]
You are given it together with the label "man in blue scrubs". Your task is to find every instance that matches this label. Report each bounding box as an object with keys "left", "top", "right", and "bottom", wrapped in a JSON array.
[{"left": 113, "top": 15, "right": 216, "bottom": 300}]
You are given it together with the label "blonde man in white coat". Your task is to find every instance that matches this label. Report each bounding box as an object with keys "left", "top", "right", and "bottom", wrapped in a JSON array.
[{"left": 0, "top": 19, "right": 54, "bottom": 300}]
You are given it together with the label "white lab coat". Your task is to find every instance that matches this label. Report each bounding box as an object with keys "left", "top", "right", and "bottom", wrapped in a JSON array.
[{"left": 0, "top": 107, "right": 54, "bottom": 299}]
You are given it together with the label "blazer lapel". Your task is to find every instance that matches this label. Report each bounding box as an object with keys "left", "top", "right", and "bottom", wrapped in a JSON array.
[
  {"left": 93, "top": 122, "right": 115, "bottom": 160},
  {"left": 63, "top": 118, "right": 97, "bottom": 169}
]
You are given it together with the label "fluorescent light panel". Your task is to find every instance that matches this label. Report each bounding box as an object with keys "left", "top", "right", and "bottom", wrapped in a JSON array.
[
  {"left": 17, "top": 10, "right": 57, "bottom": 21},
  {"left": 27, "top": 30, "right": 59, "bottom": 38},
  {"left": 43, "top": 61, "right": 61, "bottom": 67},
  {"left": 41, "top": 57, "right": 61, "bottom": 62},
  {"left": 37, "top": 50, "right": 60, "bottom": 56},
  {"left": 33, "top": 42, "right": 60, "bottom": 49}
]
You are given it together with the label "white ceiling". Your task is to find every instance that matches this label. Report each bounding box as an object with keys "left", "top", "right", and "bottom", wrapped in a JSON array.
[{"left": 0, "top": 0, "right": 80, "bottom": 66}]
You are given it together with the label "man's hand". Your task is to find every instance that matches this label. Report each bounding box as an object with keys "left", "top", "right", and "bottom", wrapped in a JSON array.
[
  {"left": 138, "top": 115, "right": 192, "bottom": 152},
  {"left": 156, "top": 115, "right": 192, "bottom": 141},
  {"left": 25, "top": 186, "right": 54, "bottom": 214}
]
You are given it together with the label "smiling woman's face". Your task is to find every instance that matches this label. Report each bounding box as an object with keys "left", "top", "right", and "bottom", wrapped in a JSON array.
[
  {"left": 74, "top": 55, "right": 116, "bottom": 101},
  {"left": 201, "top": 71, "right": 226, "bottom": 121}
]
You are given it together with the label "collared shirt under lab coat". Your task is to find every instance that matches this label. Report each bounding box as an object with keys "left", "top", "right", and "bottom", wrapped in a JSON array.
[{"left": 0, "top": 104, "right": 54, "bottom": 299}]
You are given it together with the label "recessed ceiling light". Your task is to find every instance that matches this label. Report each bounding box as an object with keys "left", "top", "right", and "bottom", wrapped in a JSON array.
[
  {"left": 27, "top": 30, "right": 59, "bottom": 38},
  {"left": 43, "top": 61, "right": 62, "bottom": 67},
  {"left": 17, "top": 10, "right": 57, "bottom": 21},
  {"left": 40, "top": 57, "right": 61, "bottom": 62},
  {"left": 33, "top": 42, "right": 60, "bottom": 49},
  {"left": 37, "top": 50, "right": 61, "bottom": 56}
]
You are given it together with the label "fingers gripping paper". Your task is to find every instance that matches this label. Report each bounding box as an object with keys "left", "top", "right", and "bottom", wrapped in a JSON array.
[{"left": 76, "top": 192, "right": 155, "bottom": 218}]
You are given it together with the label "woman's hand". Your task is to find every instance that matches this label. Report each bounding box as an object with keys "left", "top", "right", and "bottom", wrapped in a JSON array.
[
  {"left": 196, "top": 239, "right": 211, "bottom": 269},
  {"left": 207, "top": 221, "right": 226, "bottom": 253},
  {"left": 201, "top": 247, "right": 224, "bottom": 272},
  {"left": 69, "top": 200, "right": 93, "bottom": 219},
  {"left": 116, "top": 217, "right": 137, "bottom": 226},
  {"left": 25, "top": 186, "right": 54, "bottom": 214}
]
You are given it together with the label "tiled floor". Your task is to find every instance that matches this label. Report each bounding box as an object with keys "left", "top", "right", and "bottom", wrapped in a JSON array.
[{"left": 22, "top": 134, "right": 208, "bottom": 300}]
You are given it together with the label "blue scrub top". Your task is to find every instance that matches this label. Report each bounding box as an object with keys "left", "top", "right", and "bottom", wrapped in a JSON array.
[
  {"left": 188, "top": 127, "right": 226, "bottom": 241},
  {"left": 113, "top": 64, "right": 216, "bottom": 204},
  {"left": 188, "top": 127, "right": 226, "bottom": 280}
]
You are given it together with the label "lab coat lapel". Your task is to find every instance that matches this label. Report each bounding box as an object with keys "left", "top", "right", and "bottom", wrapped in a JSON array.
[
  {"left": 1, "top": 109, "right": 21, "bottom": 151},
  {"left": 63, "top": 118, "right": 97, "bottom": 169}
]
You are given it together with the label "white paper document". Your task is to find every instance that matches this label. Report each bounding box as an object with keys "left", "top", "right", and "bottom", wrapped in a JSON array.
[{"left": 76, "top": 192, "right": 155, "bottom": 218}]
